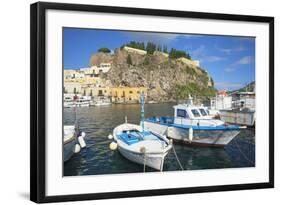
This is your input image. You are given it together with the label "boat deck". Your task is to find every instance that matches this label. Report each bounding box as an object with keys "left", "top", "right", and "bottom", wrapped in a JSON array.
[{"left": 117, "top": 131, "right": 162, "bottom": 145}]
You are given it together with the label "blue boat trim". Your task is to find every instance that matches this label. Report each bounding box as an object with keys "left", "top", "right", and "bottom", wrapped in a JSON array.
[
  {"left": 117, "top": 131, "right": 163, "bottom": 145},
  {"left": 145, "top": 117, "right": 241, "bottom": 131}
]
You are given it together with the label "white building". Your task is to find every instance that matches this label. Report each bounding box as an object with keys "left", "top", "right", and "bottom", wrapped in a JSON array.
[
  {"left": 123, "top": 46, "right": 147, "bottom": 55},
  {"left": 64, "top": 70, "right": 85, "bottom": 79},
  {"left": 92, "top": 63, "right": 111, "bottom": 75}
]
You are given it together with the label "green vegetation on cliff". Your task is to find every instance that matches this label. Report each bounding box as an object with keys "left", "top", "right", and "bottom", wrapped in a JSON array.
[
  {"left": 169, "top": 48, "right": 191, "bottom": 59},
  {"left": 176, "top": 83, "right": 216, "bottom": 99},
  {"left": 122, "top": 41, "right": 191, "bottom": 59},
  {"left": 98, "top": 47, "right": 111, "bottom": 53}
]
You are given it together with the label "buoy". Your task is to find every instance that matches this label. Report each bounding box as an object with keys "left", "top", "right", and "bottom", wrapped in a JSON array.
[
  {"left": 78, "top": 136, "right": 86, "bottom": 148},
  {"left": 81, "top": 132, "right": 86, "bottom": 138},
  {"left": 109, "top": 142, "right": 118, "bottom": 150},
  {"left": 108, "top": 134, "right": 113, "bottom": 140},
  {"left": 189, "top": 127, "right": 193, "bottom": 143},
  {"left": 74, "top": 144, "right": 81, "bottom": 153}
]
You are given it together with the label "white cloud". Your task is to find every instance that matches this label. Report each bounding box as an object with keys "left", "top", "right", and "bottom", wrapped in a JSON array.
[
  {"left": 215, "top": 82, "right": 243, "bottom": 90},
  {"left": 204, "top": 56, "right": 224, "bottom": 62},
  {"left": 215, "top": 44, "right": 245, "bottom": 55},
  {"left": 216, "top": 47, "right": 232, "bottom": 55},
  {"left": 224, "top": 67, "right": 235, "bottom": 72},
  {"left": 125, "top": 32, "right": 178, "bottom": 45},
  {"left": 235, "top": 56, "right": 254, "bottom": 65},
  {"left": 224, "top": 56, "right": 254, "bottom": 72},
  {"left": 189, "top": 45, "right": 206, "bottom": 59}
]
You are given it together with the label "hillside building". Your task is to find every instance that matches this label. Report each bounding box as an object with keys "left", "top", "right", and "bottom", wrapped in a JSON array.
[{"left": 111, "top": 87, "right": 147, "bottom": 103}]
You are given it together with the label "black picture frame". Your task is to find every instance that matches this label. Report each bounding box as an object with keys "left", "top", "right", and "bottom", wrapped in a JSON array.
[{"left": 30, "top": 1, "right": 274, "bottom": 203}]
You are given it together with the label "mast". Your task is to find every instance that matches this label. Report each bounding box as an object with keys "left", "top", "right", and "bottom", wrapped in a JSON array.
[{"left": 140, "top": 92, "right": 145, "bottom": 132}]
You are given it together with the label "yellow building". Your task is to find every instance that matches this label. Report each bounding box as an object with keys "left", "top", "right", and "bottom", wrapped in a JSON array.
[
  {"left": 81, "top": 86, "right": 111, "bottom": 97},
  {"left": 111, "top": 87, "right": 147, "bottom": 103}
]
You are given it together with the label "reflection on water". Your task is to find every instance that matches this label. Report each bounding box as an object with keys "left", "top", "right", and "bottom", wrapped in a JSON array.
[{"left": 63, "top": 103, "right": 255, "bottom": 176}]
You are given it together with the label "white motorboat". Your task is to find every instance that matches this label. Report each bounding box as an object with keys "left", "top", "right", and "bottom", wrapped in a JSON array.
[
  {"left": 64, "top": 94, "right": 91, "bottom": 108},
  {"left": 109, "top": 93, "right": 172, "bottom": 171},
  {"left": 76, "top": 96, "right": 91, "bottom": 107},
  {"left": 112, "top": 123, "right": 172, "bottom": 171},
  {"left": 64, "top": 95, "right": 76, "bottom": 108},
  {"left": 90, "top": 97, "right": 111, "bottom": 106},
  {"left": 144, "top": 95, "right": 245, "bottom": 147}
]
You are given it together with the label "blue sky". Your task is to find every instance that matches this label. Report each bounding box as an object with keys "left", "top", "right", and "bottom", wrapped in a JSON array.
[{"left": 64, "top": 28, "right": 255, "bottom": 91}]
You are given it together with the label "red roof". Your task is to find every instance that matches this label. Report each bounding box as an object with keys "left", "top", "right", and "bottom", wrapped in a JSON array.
[{"left": 217, "top": 90, "right": 228, "bottom": 96}]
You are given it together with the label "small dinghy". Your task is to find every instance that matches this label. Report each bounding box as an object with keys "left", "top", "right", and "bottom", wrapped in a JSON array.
[
  {"left": 109, "top": 93, "right": 172, "bottom": 171},
  {"left": 63, "top": 125, "right": 86, "bottom": 162},
  {"left": 112, "top": 123, "right": 172, "bottom": 171},
  {"left": 63, "top": 99, "right": 87, "bottom": 162}
]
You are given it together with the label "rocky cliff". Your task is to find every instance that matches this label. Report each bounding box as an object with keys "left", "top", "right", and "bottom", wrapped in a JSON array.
[{"left": 90, "top": 48, "right": 215, "bottom": 102}]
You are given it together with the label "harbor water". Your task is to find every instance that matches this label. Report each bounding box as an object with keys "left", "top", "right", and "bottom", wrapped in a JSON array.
[{"left": 64, "top": 103, "right": 255, "bottom": 176}]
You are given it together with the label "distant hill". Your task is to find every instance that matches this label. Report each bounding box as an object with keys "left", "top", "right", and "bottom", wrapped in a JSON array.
[
  {"left": 229, "top": 81, "right": 255, "bottom": 94},
  {"left": 89, "top": 46, "right": 216, "bottom": 102}
]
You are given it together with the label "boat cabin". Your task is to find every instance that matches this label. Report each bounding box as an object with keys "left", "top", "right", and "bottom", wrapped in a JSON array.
[{"left": 172, "top": 98, "right": 224, "bottom": 127}]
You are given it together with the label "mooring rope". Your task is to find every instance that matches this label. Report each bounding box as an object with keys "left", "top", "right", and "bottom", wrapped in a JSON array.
[
  {"left": 234, "top": 139, "right": 255, "bottom": 165},
  {"left": 172, "top": 145, "right": 184, "bottom": 170}
]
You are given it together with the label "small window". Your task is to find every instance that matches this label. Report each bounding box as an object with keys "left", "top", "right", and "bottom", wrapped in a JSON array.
[
  {"left": 177, "top": 109, "right": 187, "bottom": 118},
  {"left": 191, "top": 109, "right": 201, "bottom": 117},
  {"left": 129, "top": 91, "right": 133, "bottom": 94},
  {"left": 199, "top": 108, "right": 207, "bottom": 116}
]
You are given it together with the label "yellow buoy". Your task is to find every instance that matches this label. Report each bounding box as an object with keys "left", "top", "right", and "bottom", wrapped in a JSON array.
[{"left": 109, "top": 142, "right": 118, "bottom": 150}]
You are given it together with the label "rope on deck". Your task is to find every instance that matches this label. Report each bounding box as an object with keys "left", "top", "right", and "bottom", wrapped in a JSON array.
[{"left": 172, "top": 145, "right": 184, "bottom": 170}]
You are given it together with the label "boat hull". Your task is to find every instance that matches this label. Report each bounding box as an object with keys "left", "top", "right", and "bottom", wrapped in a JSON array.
[
  {"left": 118, "top": 146, "right": 168, "bottom": 171},
  {"left": 144, "top": 121, "right": 240, "bottom": 147},
  {"left": 63, "top": 138, "right": 76, "bottom": 162}
]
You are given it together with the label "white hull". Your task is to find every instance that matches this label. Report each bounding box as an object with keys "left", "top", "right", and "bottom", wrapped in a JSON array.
[
  {"left": 167, "top": 126, "right": 240, "bottom": 147},
  {"left": 113, "top": 123, "right": 172, "bottom": 171},
  {"left": 92, "top": 102, "right": 111, "bottom": 106},
  {"left": 118, "top": 146, "right": 168, "bottom": 170},
  {"left": 63, "top": 138, "right": 76, "bottom": 162},
  {"left": 144, "top": 121, "right": 240, "bottom": 147}
]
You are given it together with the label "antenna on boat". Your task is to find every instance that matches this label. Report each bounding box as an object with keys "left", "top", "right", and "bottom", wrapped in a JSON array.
[
  {"left": 73, "top": 94, "right": 78, "bottom": 132},
  {"left": 125, "top": 116, "right": 127, "bottom": 124},
  {"left": 140, "top": 92, "right": 145, "bottom": 132}
]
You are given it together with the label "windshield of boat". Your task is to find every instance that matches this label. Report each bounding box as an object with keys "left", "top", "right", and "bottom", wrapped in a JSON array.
[
  {"left": 191, "top": 109, "right": 201, "bottom": 117},
  {"left": 199, "top": 108, "right": 208, "bottom": 116}
]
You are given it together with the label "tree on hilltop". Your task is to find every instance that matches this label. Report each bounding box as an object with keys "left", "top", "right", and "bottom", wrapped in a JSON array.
[{"left": 98, "top": 47, "right": 111, "bottom": 53}]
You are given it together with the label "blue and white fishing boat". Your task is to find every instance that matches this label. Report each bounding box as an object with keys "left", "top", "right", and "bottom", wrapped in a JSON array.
[
  {"left": 109, "top": 94, "right": 172, "bottom": 171},
  {"left": 144, "top": 96, "right": 246, "bottom": 147}
]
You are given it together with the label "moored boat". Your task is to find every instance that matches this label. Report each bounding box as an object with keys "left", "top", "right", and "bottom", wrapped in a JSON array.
[
  {"left": 63, "top": 101, "right": 87, "bottom": 162},
  {"left": 144, "top": 96, "right": 245, "bottom": 147},
  {"left": 108, "top": 93, "right": 172, "bottom": 171},
  {"left": 111, "top": 123, "right": 172, "bottom": 171}
]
